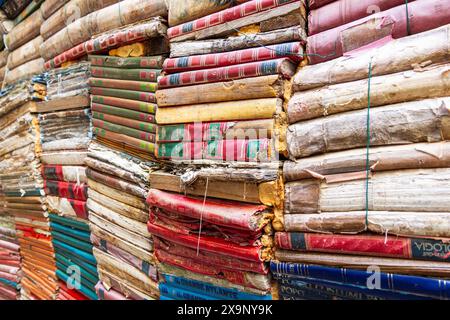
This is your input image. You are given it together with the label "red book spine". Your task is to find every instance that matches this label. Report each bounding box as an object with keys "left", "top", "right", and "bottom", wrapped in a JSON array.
[{"left": 147, "top": 220, "right": 263, "bottom": 262}]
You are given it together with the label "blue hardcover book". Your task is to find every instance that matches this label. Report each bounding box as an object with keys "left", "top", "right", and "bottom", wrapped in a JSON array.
[
  {"left": 50, "top": 221, "right": 91, "bottom": 242},
  {"left": 49, "top": 214, "right": 90, "bottom": 231},
  {"left": 159, "top": 283, "right": 218, "bottom": 300},
  {"left": 56, "top": 253, "right": 99, "bottom": 277},
  {"left": 270, "top": 261, "right": 449, "bottom": 300},
  {"left": 276, "top": 277, "right": 429, "bottom": 300},
  {"left": 56, "top": 269, "right": 98, "bottom": 300},
  {"left": 161, "top": 274, "right": 272, "bottom": 300}
]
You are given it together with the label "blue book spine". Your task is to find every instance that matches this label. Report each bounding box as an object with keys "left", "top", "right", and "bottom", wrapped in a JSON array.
[
  {"left": 276, "top": 277, "right": 429, "bottom": 300},
  {"left": 270, "top": 261, "right": 450, "bottom": 300},
  {"left": 159, "top": 283, "right": 218, "bottom": 300},
  {"left": 161, "top": 274, "right": 272, "bottom": 300}
]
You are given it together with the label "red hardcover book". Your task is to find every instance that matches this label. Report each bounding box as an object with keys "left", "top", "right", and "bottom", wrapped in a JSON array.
[
  {"left": 147, "top": 189, "right": 268, "bottom": 232},
  {"left": 154, "top": 238, "right": 267, "bottom": 274}
]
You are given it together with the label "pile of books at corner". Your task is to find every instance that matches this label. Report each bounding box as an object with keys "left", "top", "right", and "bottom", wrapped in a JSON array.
[
  {"left": 273, "top": 0, "right": 450, "bottom": 300},
  {"left": 85, "top": 15, "right": 169, "bottom": 300},
  {"left": 149, "top": 0, "right": 308, "bottom": 301},
  {"left": 38, "top": 61, "right": 98, "bottom": 300},
  {"left": 0, "top": 188, "right": 21, "bottom": 300},
  {"left": 0, "top": 75, "right": 59, "bottom": 300}
]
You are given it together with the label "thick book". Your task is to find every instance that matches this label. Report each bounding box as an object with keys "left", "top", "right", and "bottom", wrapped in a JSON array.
[
  {"left": 93, "top": 111, "right": 157, "bottom": 133},
  {"left": 41, "top": 165, "right": 87, "bottom": 183},
  {"left": 44, "top": 180, "right": 87, "bottom": 201},
  {"left": 275, "top": 275, "right": 430, "bottom": 300},
  {"left": 147, "top": 188, "right": 268, "bottom": 232},
  {"left": 159, "top": 282, "right": 216, "bottom": 300},
  {"left": 158, "top": 119, "right": 273, "bottom": 142},
  {"left": 270, "top": 261, "right": 450, "bottom": 299},
  {"left": 91, "top": 103, "right": 156, "bottom": 123},
  {"left": 89, "top": 78, "right": 158, "bottom": 93},
  {"left": 148, "top": 220, "right": 264, "bottom": 263},
  {"left": 93, "top": 127, "right": 156, "bottom": 154},
  {"left": 167, "top": 0, "right": 298, "bottom": 39},
  {"left": 155, "top": 247, "right": 270, "bottom": 291},
  {"left": 276, "top": 232, "right": 450, "bottom": 262},
  {"left": 93, "top": 119, "right": 156, "bottom": 143},
  {"left": 157, "top": 139, "right": 274, "bottom": 162},
  {"left": 154, "top": 238, "right": 267, "bottom": 274},
  {"left": 90, "top": 87, "right": 157, "bottom": 103},
  {"left": 92, "top": 95, "right": 157, "bottom": 114}
]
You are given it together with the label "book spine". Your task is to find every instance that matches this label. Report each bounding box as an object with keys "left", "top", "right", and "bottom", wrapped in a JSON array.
[
  {"left": 158, "top": 58, "right": 288, "bottom": 88},
  {"left": 92, "top": 95, "right": 157, "bottom": 114},
  {"left": 89, "top": 78, "right": 158, "bottom": 92},
  {"left": 91, "top": 66, "right": 161, "bottom": 82},
  {"left": 89, "top": 55, "right": 165, "bottom": 69},
  {"left": 91, "top": 103, "right": 156, "bottom": 123},
  {"left": 93, "top": 119, "right": 156, "bottom": 143},
  {"left": 276, "top": 232, "right": 450, "bottom": 262},
  {"left": 93, "top": 111, "right": 157, "bottom": 133},
  {"left": 93, "top": 127, "right": 156, "bottom": 154},
  {"left": 44, "top": 180, "right": 88, "bottom": 201},
  {"left": 91, "top": 87, "right": 157, "bottom": 103},
  {"left": 163, "top": 42, "right": 302, "bottom": 73}
]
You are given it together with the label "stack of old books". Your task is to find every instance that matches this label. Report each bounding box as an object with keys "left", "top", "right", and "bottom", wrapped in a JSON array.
[
  {"left": 0, "top": 207, "right": 21, "bottom": 300},
  {"left": 0, "top": 77, "right": 60, "bottom": 300},
  {"left": 149, "top": 0, "right": 307, "bottom": 300},
  {"left": 2, "top": 0, "right": 44, "bottom": 85},
  {"left": 81, "top": 3, "right": 169, "bottom": 300},
  {"left": 272, "top": 0, "right": 450, "bottom": 300}
]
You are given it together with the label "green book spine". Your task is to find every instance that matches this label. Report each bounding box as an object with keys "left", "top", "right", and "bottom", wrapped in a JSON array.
[
  {"left": 89, "top": 55, "right": 165, "bottom": 69},
  {"left": 91, "top": 102, "right": 156, "bottom": 123}
]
